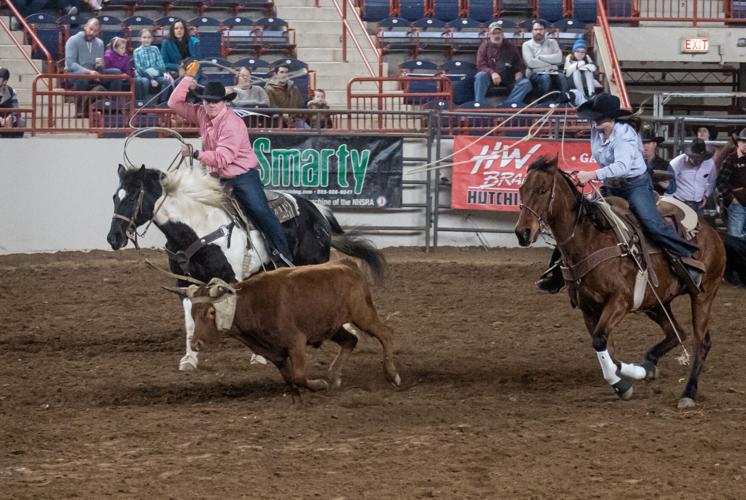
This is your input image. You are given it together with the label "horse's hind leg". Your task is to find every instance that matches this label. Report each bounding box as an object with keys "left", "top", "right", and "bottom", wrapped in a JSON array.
[
  {"left": 179, "top": 298, "right": 199, "bottom": 371},
  {"left": 328, "top": 326, "right": 359, "bottom": 389},
  {"left": 678, "top": 294, "right": 715, "bottom": 409},
  {"left": 642, "top": 304, "right": 689, "bottom": 379}
]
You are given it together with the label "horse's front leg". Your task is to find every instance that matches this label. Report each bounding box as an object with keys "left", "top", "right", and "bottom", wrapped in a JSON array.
[
  {"left": 582, "top": 298, "right": 653, "bottom": 400},
  {"left": 179, "top": 297, "right": 199, "bottom": 371}
]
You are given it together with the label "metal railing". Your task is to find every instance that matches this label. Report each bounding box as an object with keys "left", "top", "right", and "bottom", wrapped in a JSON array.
[
  {"left": 330, "top": 0, "right": 383, "bottom": 78},
  {"left": 596, "top": 0, "right": 630, "bottom": 109},
  {"left": 0, "top": 0, "right": 54, "bottom": 74},
  {"left": 606, "top": 0, "right": 746, "bottom": 24}
]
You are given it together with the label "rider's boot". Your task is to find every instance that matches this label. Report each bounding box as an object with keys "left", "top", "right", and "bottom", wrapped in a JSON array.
[
  {"left": 666, "top": 251, "right": 704, "bottom": 295},
  {"left": 536, "top": 246, "right": 565, "bottom": 293}
]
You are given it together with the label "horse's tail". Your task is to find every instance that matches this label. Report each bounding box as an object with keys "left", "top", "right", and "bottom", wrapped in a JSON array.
[{"left": 314, "top": 203, "right": 387, "bottom": 284}]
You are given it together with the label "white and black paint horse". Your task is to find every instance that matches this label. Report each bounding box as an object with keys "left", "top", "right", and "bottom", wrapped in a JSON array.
[{"left": 107, "top": 164, "right": 385, "bottom": 371}]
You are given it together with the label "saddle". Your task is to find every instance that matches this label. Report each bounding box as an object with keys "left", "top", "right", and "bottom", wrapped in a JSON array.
[{"left": 223, "top": 188, "right": 299, "bottom": 232}]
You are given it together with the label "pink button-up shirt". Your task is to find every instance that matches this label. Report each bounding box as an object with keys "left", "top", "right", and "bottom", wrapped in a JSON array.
[{"left": 167, "top": 76, "right": 258, "bottom": 179}]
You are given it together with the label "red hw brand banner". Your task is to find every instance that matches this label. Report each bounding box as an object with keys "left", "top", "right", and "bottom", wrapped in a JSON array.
[{"left": 451, "top": 137, "right": 599, "bottom": 212}]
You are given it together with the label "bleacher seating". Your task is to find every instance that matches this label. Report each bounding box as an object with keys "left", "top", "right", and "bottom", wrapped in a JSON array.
[
  {"left": 433, "top": 0, "right": 460, "bottom": 22},
  {"left": 254, "top": 17, "right": 294, "bottom": 56},
  {"left": 190, "top": 16, "right": 222, "bottom": 57},
  {"left": 538, "top": 0, "right": 564, "bottom": 23},
  {"left": 445, "top": 17, "right": 483, "bottom": 55},
  {"left": 412, "top": 17, "right": 447, "bottom": 55},
  {"left": 732, "top": 1, "right": 746, "bottom": 19},
  {"left": 400, "top": 0, "right": 428, "bottom": 21},
  {"left": 377, "top": 17, "right": 415, "bottom": 55},
  {"left": 202, "top": 57, "right": 235, "bottom": 85},
  {"left": 467, "top": 0, "right": 494, "bottom": 22},
  {"left": 360, "top": 0, "right": 392, "bottom": 22},
  {"left": 440, "top": 60, "right": 477, "bottom": 105},
  {"left": 24, "top": 13, "right": 62, "bottom": 60},
  {"left": 97, "top": 15, "right": 124, "bottom": 47},
  {"left": 572, "top": 0, "right": 597, "bottom": 23},
  {"left": 399, "top": 59, "right": 440, "bottom": 105}
]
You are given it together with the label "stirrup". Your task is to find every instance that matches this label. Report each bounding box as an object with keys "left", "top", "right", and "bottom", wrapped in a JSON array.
[{"left": 667, "top": 252, "right": 702, "bottom": 295}]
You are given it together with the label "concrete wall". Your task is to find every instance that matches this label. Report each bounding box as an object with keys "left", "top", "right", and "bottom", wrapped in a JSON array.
[
  {"left": 0, "top": 137, "right": 522, "bottom": 254},
  {"left": 611, "top": 27, "right": 746, "bottom": 64}
]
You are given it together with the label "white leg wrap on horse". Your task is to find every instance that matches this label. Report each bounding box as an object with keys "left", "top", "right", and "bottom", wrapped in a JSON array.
[
  {"left": 180, "top": 298, "right": 199, "bottom": 371},
  {"left": 618, "top": 362, "right": 647, "bottom": 380},
  {"left": 596, "top": 350, "right": 621, "bottom": 385}
]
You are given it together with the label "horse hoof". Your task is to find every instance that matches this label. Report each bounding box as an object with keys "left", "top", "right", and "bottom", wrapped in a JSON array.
[
  {"left": 677, "top": 397, "right": 696, "bottom": 409},
  {"left": 179, "top": 356, "right": 198, "bottom": 371},
  {"left": 613, "top": 378, "right": 634, "bottom": 401},
  {"left": 392, "top": 373, "right": 402, "bottom": 387},
  {"left": 642, "top": 361, "right": 658, "bottom": 381}
]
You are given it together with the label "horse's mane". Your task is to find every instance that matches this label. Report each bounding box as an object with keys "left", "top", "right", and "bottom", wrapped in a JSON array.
[
  {"left": 527, "top": 156, "right": 610, "bottom": 230},
  {"left": 161, "top": 167, "right": 227, "bottom": 209}
]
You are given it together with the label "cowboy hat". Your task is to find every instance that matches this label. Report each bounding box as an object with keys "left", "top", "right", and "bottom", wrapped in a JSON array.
[
  {"left": 733, "top": 127, "right": 746, "bottom": 142},
  {"left": 576, "top": 93, "right": 632, "bottom": 122},
  {"left": 686, "top": 138, "right": 714, "bottom": 161},
  {"left": 640, "top": 128, "right": 664, "bottom": 144},
  {"left": 193, "top": 81, "right": 237, "bottom": 103},
  {"left": 688, "top": 124, "right": 718, "bottom": 141}
]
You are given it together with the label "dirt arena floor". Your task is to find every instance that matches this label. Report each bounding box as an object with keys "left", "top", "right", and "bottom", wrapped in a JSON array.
[{"left": 2, "top": 247, "right": 746, "bottom": 499}]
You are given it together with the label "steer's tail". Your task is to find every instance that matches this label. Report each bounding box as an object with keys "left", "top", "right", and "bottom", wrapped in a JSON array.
[{"left": 316, "top": 204, "right": 386, "bottom": 284}]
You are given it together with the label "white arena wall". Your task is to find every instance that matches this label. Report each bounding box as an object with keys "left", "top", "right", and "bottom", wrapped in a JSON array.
[{"left": 0, "top": 137, "right": 523, "bottom": 254}]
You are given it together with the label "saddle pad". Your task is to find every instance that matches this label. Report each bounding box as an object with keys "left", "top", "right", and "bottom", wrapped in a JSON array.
[
  {"left": 226, "top": 191, "right": 299, "bottom": 232},
  {"left": 657, "top": 196, "right": 699, "bottom": 239}
]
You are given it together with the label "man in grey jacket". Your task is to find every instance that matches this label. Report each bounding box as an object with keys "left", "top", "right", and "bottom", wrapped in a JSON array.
[
  {"left": 64, "top": 18, "right": 123, "bottom": 96},
  {"left": 521, "top": 21, "right": 568, "bottom": 101}
]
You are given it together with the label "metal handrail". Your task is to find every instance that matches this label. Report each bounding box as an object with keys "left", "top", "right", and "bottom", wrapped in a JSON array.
[
  {"left": 0, "top": 0, "right": 53, "bottom": 73},
  {"left": 604, "top": 0, "right": 745, "bottom": 25},
  {"left": 329, "top": 0, "right": 382, "bottom": 78},
  {"left": 596, "top": 0, "right": 630, "bottom": 109}
]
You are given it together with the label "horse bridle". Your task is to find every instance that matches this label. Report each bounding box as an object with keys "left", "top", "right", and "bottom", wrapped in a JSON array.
[
  {"left": 519, "top": 170, "right": 583, "bottom": 247},
  {"left": 111, "top": 187, "right": 145, "bottom": 248}
]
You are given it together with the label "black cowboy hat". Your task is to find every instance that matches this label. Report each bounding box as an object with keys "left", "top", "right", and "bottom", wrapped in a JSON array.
[
  {"left": 733, "top": 127, "right": 746, "bottom": 142},
  {"left": 687, "top": 124, "right": 718, "bottom": 141},
  {"left": 193, "top": 81, "right": 236, "bottom": 103},
  {"left": 576, "top": 93, "right": 632, "bottom": 122},
  {"left": 686, "top": 138, "right": 714, "bottom": 161},
  {"left": 640, "top": 128, "right": 664, "bottom": 144}
]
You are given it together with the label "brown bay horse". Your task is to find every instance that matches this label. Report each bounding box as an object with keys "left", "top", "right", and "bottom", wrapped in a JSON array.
[{"left": 514, "top": 157, "right": 725, "bottom": 409}]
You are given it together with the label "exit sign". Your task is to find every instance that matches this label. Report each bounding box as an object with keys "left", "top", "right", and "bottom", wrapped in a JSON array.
[{"left": 682, "top": 37, "right": 709, "bottom": 53}]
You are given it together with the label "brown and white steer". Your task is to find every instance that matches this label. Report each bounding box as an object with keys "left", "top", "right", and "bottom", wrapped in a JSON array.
[{"left": 170, "top": 259, "right": 401, "bottom": 394}]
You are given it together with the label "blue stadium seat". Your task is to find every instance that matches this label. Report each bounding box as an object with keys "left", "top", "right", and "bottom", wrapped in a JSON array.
[
  {"left": 255, "top": 17, "right": 292, "bottom": 55},
  {"left": 400, "top": 59, "right": 440, "bottom": 105},
  {"left": 190, "top": 17, "right": 223, "bottom": 57},
  {"left": 377, "top": 17, "right": 416, "bottom": 54},
  {"left": 467, "top": 0, "right": 494, "bottom": 22},
  {"left": 222, "top": 16, "right": 253, "bottom": 29},
  {"left": 519, "top": 18, "right": 550, "bottom": 31},
  {"left": 732, "top": 1, "right": 746, "bottom": 18},
  {"left": 24, "top": 13, "right": 61, "bottom": 60},
  {"left": 440, "top": 60, "right": 477, "bottom": 105},
  {"left": 412, "top": 17, "right": 447, "bottom": 54},
  {"left": 203, "top": 57, "right": 236, "bottom": 86},
  {"left": 538, "top": 0, "right": 564, "bottom": 23},
  {"left": 97, "top": 15, "right": 124, "bottom": 47},
  {"left": 233, "top": 57, "right": 270, "bottom": 70},
  {"left": 400, "top": 0, "right": 427, "bottom": 21},
  {"left": 573, "top": 0, "right": 597, "bottom": 23},
  {"left": 445, "top": 17, "right": 483, "bottom": 54},
  {"left": 155, "top": 16, "right": 180, "bottom": 29},
  {"left": 360, "top": 0, "right": 392, "bottom": 22},
  {"left": 58, "top": 14, "right": 89, "bottom": 40},
  {"left": 433, "top": 0, "right": 460, "bottom": 21},
  {"left": 553, "top": 17, "right": 585, "bottom": 31}
]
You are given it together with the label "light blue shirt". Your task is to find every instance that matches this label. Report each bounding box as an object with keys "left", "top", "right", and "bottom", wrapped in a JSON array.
[
  {"left": 591, "top": 122, "right": 648, "bottom": 182},
  {"left": 670, "top": 153, "right": 716, "bottom": 202}
]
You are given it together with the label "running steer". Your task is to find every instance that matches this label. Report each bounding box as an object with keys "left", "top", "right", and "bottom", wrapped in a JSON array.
[{"left": 167, "top": 259, "right": 401, "bottom": 394}]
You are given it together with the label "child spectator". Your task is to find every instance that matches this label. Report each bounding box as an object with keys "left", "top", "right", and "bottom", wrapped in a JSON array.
[
  {"left": 564, "top": 39, "right": 597, "bottom": 104},
  {"left": 133, "top": 28, "right": 172, "bottom": 103},
  {"left": 104, "top": 37, "right": 133, "bottom": 84},
  {"left": 160, "top": 19, "right": 202, "bottom": 80},
  {"left": 0, "top": 68, "right": 23, "bottom": 138},
  {"left": 306, "top": 89, "right": 333, "bottom": 128},
  {"left": 227, "top": 67, "right": 269, "bottom": 108}
]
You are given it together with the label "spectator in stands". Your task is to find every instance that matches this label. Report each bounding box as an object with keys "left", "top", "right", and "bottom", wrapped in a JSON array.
[
  {"left": 265, "top": 64, "right": 308, "bottom": 128},
  {"left": 18, "top": 0, "right": 78, "bottom": 18},
  {"left": 133, "top": 29, "right": 172, "bottom": 103},
  {"left": 227, "top": 67, "right": 269, "bottom": 108},
  {"left": 0, "top": 68, "right": 23, "bottom": 138},
  {"left": 168, "top": 61, "right": 293, "bottom": 267},
  {"left": 474, "top": 22, "right": 531, "bottom": 107},
  {"left": 161, "top": 19, "right": 202, "bottom": 80},
  {"left": 522, "top": 21, "right": 569, "bottom": 102},
  {"left": 563, "top": 39, "right": 597, "bottom": 105},
  {"left": 717, "top": 128, "right": 746, "bottom": 238},
  {"left": 104, "top": 37, "right": 133, "bottom": 88},
  {"left": 306, "top": 89, "right": 333, "bottom": 129},
  {"left": 65, "top": 17, "right": 124, "bottom": 111},
  {"left": 670, "top": 138, "right": 717, "bottom": 214},
  {"left": 641, "top": 128, "right": 675, "bottom": 195}
]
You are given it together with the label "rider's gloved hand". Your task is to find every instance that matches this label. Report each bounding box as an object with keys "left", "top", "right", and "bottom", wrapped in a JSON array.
[{"left": 185, "top": 61, "right": 200, "bottom": 78}]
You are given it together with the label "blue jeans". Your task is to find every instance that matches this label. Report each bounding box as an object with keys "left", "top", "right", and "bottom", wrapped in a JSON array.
[
  {"left": 223, "top": 169, "right": 292, "bottom": 262},
  {"left": 607, "top": 174, "right": 699, "bottom": 258},
  {"left": 135, "top": 76, "right": 170, "bottom": 103},
  {"left": 474, "top": 72, "right": 532, "bottom": 107},
  {"left": 678, "top": 199, "right": 702, "bottom": 214},
  {"left": 728, "top": 200, "right": 746, "bottom": 239},
  {"left": 529, "top": 72, "right": 569, "bottom": 98}
]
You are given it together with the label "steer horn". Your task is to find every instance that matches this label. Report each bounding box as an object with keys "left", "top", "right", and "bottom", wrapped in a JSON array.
[
  {"left": 206, "top": 278, "right": 236, "bottom": 298},
  {"left": 161, "top": 284, "right": 200, "bottom": 298}
]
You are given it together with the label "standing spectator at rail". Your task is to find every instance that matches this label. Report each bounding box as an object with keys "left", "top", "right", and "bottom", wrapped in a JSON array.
[
  {"left": 473, "top": 22, "right": 532, "bottom": 107},
  {"left": 0, "top": 68, "right": 23, "bottom": 138},
  {"left": 227, "top": 67, "right": 269, "bottom": 108},
  {"left": 133, "top": 28, "right": 172, "bottom": 103},
  {"left": 717, "top": 128, "right": 746, "bottom": 239},
  {"left": 65, "top": 17, "right": 124, "bottom": 111},
  {"left": 306, "top": 89, "right": 333, "bottom": 129},
  {"left": 522, "top": 20, "right": 569, "bottom": 102},
  {"left": 563, "top": 39, "right": 597, "bottom": 104},
  {"left": 641, "top": 128, "right": 676, "bottom": 195},
  {"left": 670, "top": 138, "right": 717, "bottom": 214},
  {"left": 104, "top": 37, "right": 133, "bottom": 89},
  {"left": 265, "top": 64, "right": 308, "bottom": 128},
  {"left": 160, "top": 19, "right": 202, "bottom": 80}
]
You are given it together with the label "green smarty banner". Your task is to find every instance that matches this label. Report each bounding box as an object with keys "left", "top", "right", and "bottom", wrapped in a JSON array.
[{"left": 252, "top": 135, "right": 403, "bottom": 208}]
